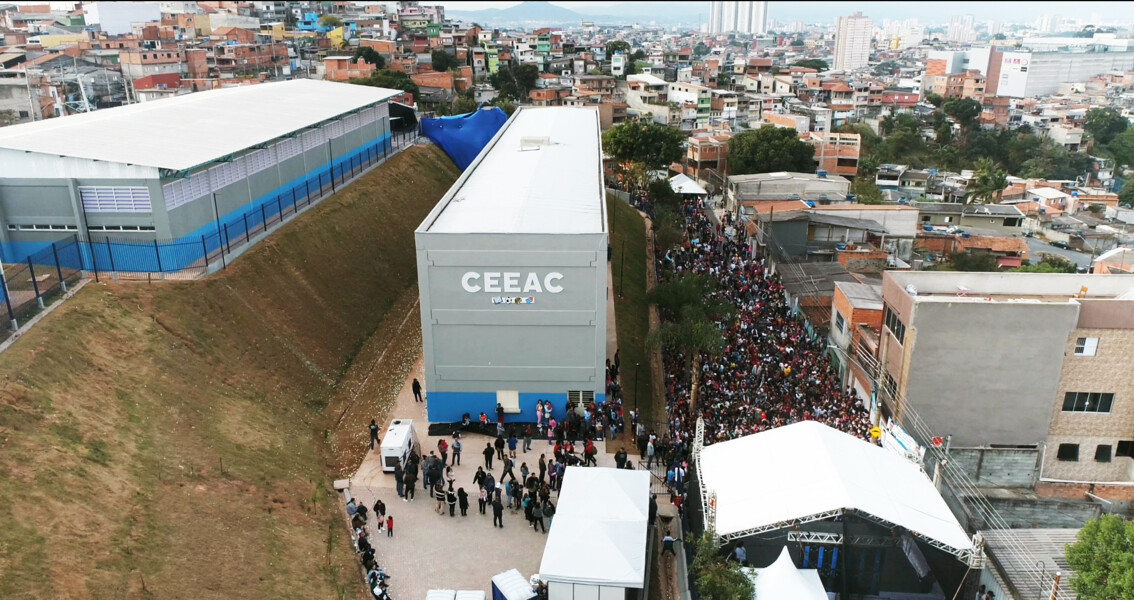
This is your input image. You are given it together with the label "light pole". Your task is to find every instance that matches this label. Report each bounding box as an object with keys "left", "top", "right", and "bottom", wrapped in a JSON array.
[{"left": 634, "top": 362, "right": 641, "bottom": 412}]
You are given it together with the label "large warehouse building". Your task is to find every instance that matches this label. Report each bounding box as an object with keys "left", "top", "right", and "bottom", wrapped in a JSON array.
[
  {"left": 415, "top": 106, "right": 608, "bottom": 424},
  {"left": 0, "top": 79, "right": 401, "bottom": 264}
]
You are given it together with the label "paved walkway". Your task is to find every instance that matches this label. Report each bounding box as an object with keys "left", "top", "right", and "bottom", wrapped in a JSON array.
[{"left": 347, "top": 354, "right": 621, "bottom": 599}]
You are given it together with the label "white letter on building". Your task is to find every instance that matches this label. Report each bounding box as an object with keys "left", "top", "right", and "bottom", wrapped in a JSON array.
[
  {"left": 544, "top": 272, "right": 564, "bottom": 293},
  {"left": 483, "top": 272, "right": 502, "bottom": 293},
  {"left": 503, "top": 272, "right": 521, "bottom": 293},
  {"left": 523, "top": 272, "right": 543, "bottom": 293},
  {"left": 462, "top": 272, "right": 481, "bottom": 292}
]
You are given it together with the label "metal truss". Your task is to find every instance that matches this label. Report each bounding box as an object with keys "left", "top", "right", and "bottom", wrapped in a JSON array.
[
  {"left": 848, "top": 509, "right": 980, "bottom": 564},
  {"left": 786, "top": 531, "right": 896, "bottom": 547},
  {"left": 718, "top": 509, "right": 846, "bottom": 542}
]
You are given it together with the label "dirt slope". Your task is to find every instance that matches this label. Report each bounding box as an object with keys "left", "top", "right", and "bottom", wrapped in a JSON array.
[{"left": 0, "top": 145, "right": 460, "bottom": 599}]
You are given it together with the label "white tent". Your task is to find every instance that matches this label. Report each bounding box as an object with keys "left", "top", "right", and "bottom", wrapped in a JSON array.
[
  {"left": 539, "top": 467, "right": 651, "bottom": 589},
  {"left": 491, "top": 569, "right": 535, "bottom": 600},
  {"left": 698, "top": 421, "right": 972, "bottom": 556},
  {"left": 669, "top": 173, "right": 708, "bottom": 196},
  {"left": 743, "top": 547, "right": 828, "bottom": 600}
]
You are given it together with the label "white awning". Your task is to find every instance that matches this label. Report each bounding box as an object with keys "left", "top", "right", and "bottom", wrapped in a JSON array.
[
  {"left": 539, "top": 467, "right": 651, "bottom": 588},
  {"left": 669, "top": 173, "right": 708, "bottom": 195},
  {"left": 744, "top": 547, "right": 828, "bottom": 600},
  {"left": 699, "top": 421, "right": 973, "bottom": 555}
]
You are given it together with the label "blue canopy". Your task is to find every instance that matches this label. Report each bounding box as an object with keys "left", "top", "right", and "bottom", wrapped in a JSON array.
[{"left": 421, "top": 107, "right": 509, "bottom": 171}]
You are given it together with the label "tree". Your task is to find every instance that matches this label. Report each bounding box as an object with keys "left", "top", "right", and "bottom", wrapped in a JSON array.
[
  {"left": 1104, "top": 128, "right": 1134, "bottom": 169},
  {"left": 1066, "top": 514, "right": 1134, "bottom": 600},
  {"left": 688, "top": 532, "right": 755, "bottom": 600},
  {"left": 948, "top": 252, "right": 1001, "bottom": 272},
  {"left": 925, "top": 93, "right": 944, "bottom": 108},
  {"left": 693, "top": 42, "right": 709, "bottom": 57},
  {"left": 1012, "top": 255, "right": 1078, "bottom": 273},
  {"left": 431, "top": 49, "right": 461, "bottom": 72},
  {"left": 353, "top": 46, "right": 385, "bottom": 69},
  {"left": 850, "top": 179, "right": 884, "bottom": 204},
  {"left": 488, "top": 63, "right": 540, "bottom": 101},
  {"left": 944, "top": 98, "right": 982, "bottom": 131},
  {"left": 790, "top": 38, "right": 805, "bottom": 46},
  {"left": 0, "top": 109, "right": 17, "bottom": 127},
  {"left": 1085, "top": 107, "right": 1129, "bottom": 145},
  {"left": 1119, "top": 179, "right": 1134, "bottom": 205},
  {"left": 606, "top": 40, "right": 630, "bottom": 57},
  {"left": 317, "top": 14, "right": 343, "bottom": 29},
  {"left": 873, "top": 59, "right": 900, "bottom": 76},
  {"left": 646, "top": 275, "right": 732, "bottom": 411},
  {"left": 728, "top": 125, "right": 816, "bottom": 175},
  {"left": 602, "top": 121, "right": 687, "bottom": 171},
  {"left": 792, "top": 58, "right": 828, "bottom": 71},
  {"left": 631, "top": 49, "right": 646, "bottom": 61},
  {"left": 966, "top": 157, "right": 1008, "bottom": 204},
  {"left": 348, "top": 69, "right": 419, "bottom": 101},
  {"left": 487, "top": 97, "right": 516, "bottom": 116}
]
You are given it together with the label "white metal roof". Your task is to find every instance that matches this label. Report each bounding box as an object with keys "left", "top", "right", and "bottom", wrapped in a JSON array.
[
  {"left": 0, "top": 79, "right": 401, "bottom": 171},
  {"left": 539, "top": 467, "right": 650, "bottom": 588},
  {"left": 669, "top": 173, "right": 708, "bottom": 195},
  {"left": 699, "top": 421, "right": 973, "bottom": 554},
  {"left": 423, "top": 106, "right": 605, "bottom": 234},
  {"left": 380, "top": 419, "right": 414, "bottom": 449}
]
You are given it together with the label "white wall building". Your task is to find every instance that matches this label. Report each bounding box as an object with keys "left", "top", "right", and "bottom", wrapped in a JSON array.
[
  {"left": 834, "top": 12, "right": 872, "bottom": 71},
  {"left": 85, "top": 1, "right": 161, "bottom": 36},
  {"left": 708, "top": 1, "right": 767, "bottom": 35}
]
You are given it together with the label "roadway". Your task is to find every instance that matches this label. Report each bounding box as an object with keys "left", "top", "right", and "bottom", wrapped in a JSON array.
[{"left": 1024, "top": 237, "right": 1092, "bottom": 270}]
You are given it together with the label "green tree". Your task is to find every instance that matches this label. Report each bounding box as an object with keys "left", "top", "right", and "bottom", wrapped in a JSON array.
[
  {"left": 1104, "top": 128, "right": 1134, "bottom": 169},
  {"left": 646, "top": 275, "right": 732, "bottom": 411},
  {"left": 1085, "top": 107, "right": 1129, "bottom": 145},
  {"left": 602, "top": 121, "right": 688, "bottom": 171},
  {"left": 948, "top": 252, "right": 1000, "bottom": 272},
  {"left": 873, "top": 59, "right": 900, "bottom": 76},
  {"left": 1119, "top": 179, "right": 1134, "bottom": 205},
  {"left": 993, "top": 33, "right": 1007, "bottom": 40},
  {"left": 631, "top": 49, "right": 646, "bottom": 61},
  {"left": 925, "top": 92, "right": 944, "bottom": 108},
  {"left": 966, "top": 157, "right": 1008, "bottom": 204},
  {"left": 1066, "top": 514, "right": 1134, "bottom": 600},
  {"left": 1012, "top": 255, "right": 1078, "bottom": 273},
  {"left": 488, "top": 63, "right": 540, "bottom": 101},
  {"left": 851, "top": 178, "right": 885, "bottom": 204},
  {"left": 317, "top": 14, "right": 343, "bottom": 29},
  {"left": 728, "top": 125, "right": 816, "bottom": 175},
  {"left": 944, "top": 98, "right": 982, "bottom": 131},
  {"left": 452, "top": 96, "right": 478, "bottom": 114},
  {"left": 606, "top": 40, "right": 631, "bottom": 56},
  {"left": 790, "top": 38, "right": 804, "bottom": 46},
  {"left": 348, "top": 69, "right": 420, "bottom": 101},
  {"left": 431, "top": 49, "right": 461, "bottom": 72},
  {"left": 688, "top": 532, "right": 755, "bottom": 600},
  {"left": 487, "top": 97, "right": 516, "bottom": 116},
  {"left": 792, "top": 58, "right": 828, "bottom": 71},
  {"left": 693, "top": 42, "right": 710, "bottom": 57},
  {"left": 352, "top": 46, "right": 385, "bottom": 69}
]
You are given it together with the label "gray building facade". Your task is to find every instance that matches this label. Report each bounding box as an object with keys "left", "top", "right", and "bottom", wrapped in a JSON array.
[{"left": 415, "top": 107, "right": 607, "bottom": 424}]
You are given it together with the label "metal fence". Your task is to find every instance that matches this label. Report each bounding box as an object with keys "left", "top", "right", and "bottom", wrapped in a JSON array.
[{"left": 1, "top": 129, "right": 421, "bottom": 338}]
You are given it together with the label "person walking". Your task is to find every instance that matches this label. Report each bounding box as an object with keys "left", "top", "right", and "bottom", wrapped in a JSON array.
[
  {"left": 434, "top": 480, "right": 446, "bottom": 515},
  {"left": 661, "top": 531, "right": 680, "bottom": 556},
  {"left": 523, "top": 426, "right": 533, "bottom": 453},
  {"left": 538, "top": 454, "right": 547, "bottom": 482},
  {"left": 451, "top": 435, "right": 462, "bottom": 466},
  {"left": 646, "top": 438, "right": 656, "bottom": 469},
  {"left": 457, "top": 487, "right": 469, "bottom": 516},
  {"left": 547, "top": 418, "right": 557, "bottom": 444},
  {"left": 473, "top": 466, "right": 487, "bottom": 489},
  {"left": 403, "top": 468, "right": 416, "bottom": 501},
  {"left": 501, "top": 455, "right": 516, "bottom": 483},
  {"left": 369, "top": 419, "right": 380, "bottom": 450},
  {"left": 531, "top": 500, "right": 546, "bottom": 533},
  {"left": 478, "top": 486, "right": 488, "bottom": 515},
  {"left": 483, "top": 442, "right": 495, "bottom": 470},
  {"left": 412, "top": 378, "right": 423, "bottom": 402},
  {"left": 438, "top": 439, "right": 449, "bottom": 467},
  {"left": 446, "top": 487, "right": 457, "bottom": 517},
  {"left": 492, "top": 494, "right": 505, "bottom": 528},
  {"left": 385, "top": 515, "right": 394, "bottom": 537},
  {"left": 542, "top": 500, "right": 555, "bottom": 530},
  {"left": 494, "top": 436, "right": 506, "bottom": 462},
  {"left": 373, "top": 499, "right": 386, "bottom": 529}
]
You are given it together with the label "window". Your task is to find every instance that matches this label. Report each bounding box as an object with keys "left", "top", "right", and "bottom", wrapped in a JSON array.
[
  {"left": 1074, "top": 337, "right": 1098, "bottom": 357},
  {"left": 1057, "top": 443, "right": 1079, "bottom": 462},
  {"left": 1117, "top": 441, "right": 1134, "bottom": 458},
  {"left": 1004, "top": 218, "right": 1021, "bottom": 227},
  {"left": 944, "top": 216, "right": 953, "bottom": 223},
  {"left": 1062, "top": 392, "right": 1114, "bottom": 413},
  {"left": 883, "top": 306, "right": 906, "bottom": 344},
  {"left": 835, "top": 311, "right": 846, "bottom": 334},
  {"left": 496, "top": 390, "right": 519, "bottom": 414},
  {"left": 1096, "top": 445, "right": 1112, "bottom": 463},
  {"left": 6, "top": 223, "right": 78, "bottom": 232},
  {"left": 78, "top": 186, "right": 152, "bottom": 213},
  {"left": 567, "top": 390, "right": 595, "bottom": 413}
]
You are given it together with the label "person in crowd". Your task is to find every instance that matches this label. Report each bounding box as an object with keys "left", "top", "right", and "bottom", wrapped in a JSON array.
[
  {"left": 523, "top": 425, "right": 533, "bottom": 453},
  {"left": 478, "top": 485, "right": 489, "bottom": 515},
  {"left": 542, "top": 500, "right": 555, "bottom": 530},
  {"left": 495, "top": 435, "right": 507, "bottom": 461},
  {"left": 373, "top": 499, "right": 386, "bottom": 529},
  {"left": 458, "top": 487, "right": 469, "bottom": 517},
  {"left": 451, "top": 434, "right": 462, "bottom": 466},
  {"left": 393, "top": 461, "right": 404, "bottom": 498},
  {"left": 492, "top": 493, "right": 505, "bottom": 528},
  {"left": 412, "top": 378, "right": 423, "bottom": 402},
  {"left": 369, "top": 419, "right": 380, "bottom": 450},
  {"left": 483, "top": 442, "right": 495, "bottom": 470},
  {"left": 385, "top": 515, "right": 393, "bottom": 537},
  {"left": 438, "top": 438, "right": 448, "bottom": 466},
  {"left": 446, "top": 486, "right": 458, "bottom": 517},
  {"left": 507, "top": 431, "right": 519, "bottom": 459}
]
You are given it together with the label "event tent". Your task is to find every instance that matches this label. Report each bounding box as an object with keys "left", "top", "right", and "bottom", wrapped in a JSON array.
[
  {"left": 697, "top": 421, "right": 973, "bottom": 557},
  {"left": 491, "top": 569, "right": 535, "bottom": 600},
  {"left": 668, "top": 173, "right": 708, "bottom": 196},
  {"left": 539, "top": 467, "right": 650, "bottom": 592},
  {"left": 744, "top": 547, "right": 828, "bottom": 600}
]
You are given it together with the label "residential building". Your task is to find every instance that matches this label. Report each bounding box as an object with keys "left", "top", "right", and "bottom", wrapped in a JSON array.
[
  {"left": 727, "top": 171, "right": 851, "bottom": 209},
  {"left": 833, "top": 12, "right": 872, "bottom": 71},
  {"left": 323, "top": 56, "right": 376, "bottom": 82},
  {"left": 668, "top": 81, "right": 711, "bottom": 129},
  {"left": 876, "top": 271, "right": 1134, "bottom": 503},
  {"left": 829, "top": 280, "right": 884, "bottom": 394},
  {"left": 807, "top": 132, "right": 860, "bottom": 178},
  {"left": 708, "top": 1, "right": 768, "bottom": 35},
  {"left": 119, "top": 47, "right": 181, "bottom": 80}
]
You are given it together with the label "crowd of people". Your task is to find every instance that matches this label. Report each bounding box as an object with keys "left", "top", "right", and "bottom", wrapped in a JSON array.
[
  {"left": 346, "top": 495, "right": 394, "bottom": 599},
  {"left": 654, "top": 198, "right": 873, "bottom": 461}
]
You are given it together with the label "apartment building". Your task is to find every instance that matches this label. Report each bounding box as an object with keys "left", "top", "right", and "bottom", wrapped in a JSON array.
[
  {"left": 668, "top": 81, "right": 711, "bottom": 129},
  {"left": 807, "top": 131, "right": 861, "bottom": 177},
  {"left": 120, "top": 47, "right": 181, "bottom": 79},
  {"left": 876, "top": 272, "right": 1134, "bottom": 500},
  {"left": 833, "top": 12, "right": 872, "bottom": 71}
]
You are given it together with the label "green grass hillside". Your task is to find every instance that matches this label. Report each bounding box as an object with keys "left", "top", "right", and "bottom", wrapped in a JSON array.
[{"left": 0, "top": 145, "right": 460, "bottom": 599}]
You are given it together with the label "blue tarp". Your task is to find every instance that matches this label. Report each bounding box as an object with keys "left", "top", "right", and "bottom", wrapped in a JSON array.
[{"left": 421, "top": 107, "right": 508, "bottom": 171}]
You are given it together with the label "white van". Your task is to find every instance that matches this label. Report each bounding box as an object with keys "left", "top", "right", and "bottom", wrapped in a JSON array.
[{"left": 380, "top": 419, "right": 417, "bottom": 473}]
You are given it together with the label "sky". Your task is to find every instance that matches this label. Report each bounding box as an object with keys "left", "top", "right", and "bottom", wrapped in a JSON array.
[{"left": 432, "top": 1, "right": 1134, "bottom": 25}]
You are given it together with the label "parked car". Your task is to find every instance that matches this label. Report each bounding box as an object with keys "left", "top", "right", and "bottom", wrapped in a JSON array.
[{"left": 1049, "top": 240, "right": 1072, "bottom": 250}]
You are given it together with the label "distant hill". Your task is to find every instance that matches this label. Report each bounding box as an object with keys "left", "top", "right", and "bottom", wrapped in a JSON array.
[
  {"left": 448, "top": 1, "right": 584, "bottom": 26},
  {"left": 448, "top": 0, "right": 709, "bottom": 28}
]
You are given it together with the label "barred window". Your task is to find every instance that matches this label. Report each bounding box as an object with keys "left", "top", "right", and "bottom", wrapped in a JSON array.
[{"left": 78, "top": 186, "right": 152, "bottom": 213}]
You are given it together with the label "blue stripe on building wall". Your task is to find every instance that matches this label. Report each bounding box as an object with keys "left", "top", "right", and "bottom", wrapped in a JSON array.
[
  {"left": 426, "top": 391, "right": 607, "bottom": 424},
  {"left": 0, "top": 132, "right": 392, "bottom": 268}
]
